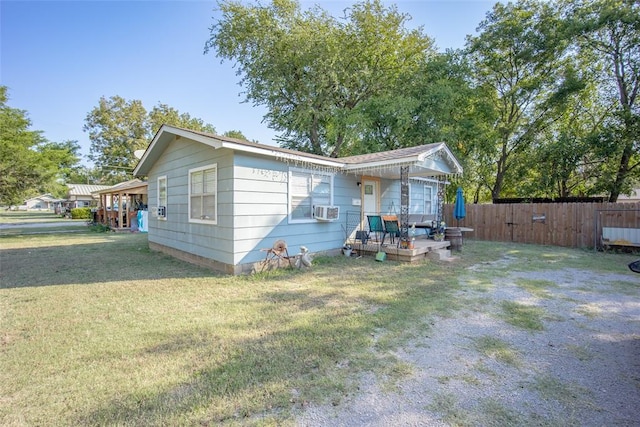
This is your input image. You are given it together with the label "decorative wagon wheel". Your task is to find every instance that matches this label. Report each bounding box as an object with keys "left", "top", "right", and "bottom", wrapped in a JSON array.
[
  {"left": 258, "top": 239, "right": 293, "bottom": 272},
  {"left": 272, "top": 239, "right": 288, "bottom": 255}
]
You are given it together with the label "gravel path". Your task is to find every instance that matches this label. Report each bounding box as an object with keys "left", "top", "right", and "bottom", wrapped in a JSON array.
[{"left": 296, "top": 263, "right": 640, "bottom": 426}]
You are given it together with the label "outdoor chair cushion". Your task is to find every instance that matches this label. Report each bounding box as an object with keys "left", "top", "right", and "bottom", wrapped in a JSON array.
[{"left": 408, "top": 214, "right": 436, "bottom": 228}]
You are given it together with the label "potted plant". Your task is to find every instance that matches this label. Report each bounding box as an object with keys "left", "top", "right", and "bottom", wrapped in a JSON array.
[
  {"left": 342, "top": 244, "right": 352, "bottom": 256},
  {"left": 433, "top": 221, "right": 446, "bottom": 241}
]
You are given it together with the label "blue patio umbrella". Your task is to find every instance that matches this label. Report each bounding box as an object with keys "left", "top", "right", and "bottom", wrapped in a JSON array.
[{"left": 454, "top": 187, "right": 466, "bottom": 227}]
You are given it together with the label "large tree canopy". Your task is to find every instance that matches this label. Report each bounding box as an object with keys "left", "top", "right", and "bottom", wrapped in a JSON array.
[
  {"left": 465, "top": 0, "right": 584, "bottom": 200},
  {"left": 84, "top": 96, "right": 148, "bottom": 184},
  {"left": 206, "top": 0, "right": 434, "bottom": 157},
  {"left": 0, "top": 86, "right": 82, "bottom": 205},
  {"left": 0, "top": 87, "right": 46, "bottom": 205},
  {"left": 84, "top": 96, "right": 217, "bottom": 184},
  {"left": 564, "top": 0, "right": 640, "bottom": 201}
]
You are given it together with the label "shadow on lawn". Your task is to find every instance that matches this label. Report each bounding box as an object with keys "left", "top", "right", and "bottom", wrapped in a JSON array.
[
  {"left": 75, "top": 290, "right": 375, "bottom": 425},
  {"left": 0, "top": 234, "right": 222, "bottom": 288}
]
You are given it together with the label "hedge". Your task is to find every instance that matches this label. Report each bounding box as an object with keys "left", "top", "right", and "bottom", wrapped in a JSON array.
[{"left": 70, "top": 207, "right": 92, "bottom": 219}]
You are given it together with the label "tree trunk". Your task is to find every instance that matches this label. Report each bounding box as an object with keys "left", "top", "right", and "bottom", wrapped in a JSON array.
[
  {"left": 329, "top": 132, "right": 345, "bottom": 158},
  {"left": 609, "top": 141, "right": 633, "bottom": 202}
]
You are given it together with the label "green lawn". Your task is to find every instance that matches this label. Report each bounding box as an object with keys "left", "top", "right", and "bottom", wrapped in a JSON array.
[
  {"left": 0, "top": 210, "right": 66, "bottom": 223},
  {"left": 1, "top": 229, "right": 637, "bottom": 426},
  {"left": 0, "top": 210, "right": 88, "bottom": 235}
]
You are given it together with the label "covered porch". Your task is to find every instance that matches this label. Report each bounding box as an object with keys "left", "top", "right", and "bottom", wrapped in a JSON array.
[
  {"left": 93, "top": 179, "right": 148, "bottom": 232},
  {"left": 349, "top": 233, "right": 453, "bottom": 262},
  {"left": 340, "top": 143, "right": 463, "bottom": 260}
]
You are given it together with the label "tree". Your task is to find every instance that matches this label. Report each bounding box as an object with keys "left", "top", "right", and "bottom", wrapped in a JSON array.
[
  {"left": 222, "top": 130, "right": 248, "bottom": 140},
  {"left": 0, "top": 86, "right": 48, "bottom": 206},
  {"left": 0, "top": 87, "right": 83, "bottom": 204},
  {"left": 466, "top": 0, "right": 582, "bottom": 200},
  {"left": 206, "top": 0, "right": 434, "bottom": 157},
  {"left": 148, "top": 103, "right": 216, "bottom": 136},
  {"left": 565, "top": 0, "right": 640, "bottom": 201},
  {"left": 35, "top": 140, "right": 84, "bottom": 197},
  {"left": 84, "top": 96, "right": 148, "bottom": 184},
  {"left": 66, "top": 165, "right": 103, "bottom": 186},
  {"left": 84, "top": 96, "right": 217, "bottom": 184},
  {"left": 351, "top": 50, "right": 497, "bottom": 202}
]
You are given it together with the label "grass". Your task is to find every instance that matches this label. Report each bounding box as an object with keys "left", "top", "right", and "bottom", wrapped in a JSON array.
[
  {"left": 530, "top": 375, "right": 595, "bottom": 411},
  {"left": 500, "top": 301, "right": 546, "bottom": 331},
  {"left": 474, "top": 335, "right": 521, "bottom": 366},
  {"left": 0, "top": 231, "right": 465, "bottom": 426},
  {"left": 0, "top": 210, "right": 66, "bottom": 223},
  {"left": 1, "top": 221, "right": 638, "bottom": 426},
  {"left": 515, "top": 278, "right": 557, "bottom": 298},
  {"left": 0, "top": 210, "right": 88, "bottom": 235}
]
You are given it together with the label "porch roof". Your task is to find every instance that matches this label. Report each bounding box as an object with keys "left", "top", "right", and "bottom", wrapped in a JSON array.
[
  {"left": 340, "top": 143, "right": 463, "bottom": 179},
  {"left": 94, "top": 179, "right": 147, "bottom": 196}
]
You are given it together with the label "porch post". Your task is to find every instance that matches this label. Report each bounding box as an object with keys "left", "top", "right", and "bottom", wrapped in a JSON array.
[
  {"left": 437, "top": 176, "right": 445, "bottom": 225},
  {"left": 400, "top": 165, "right": 409, "bottom": 244}
]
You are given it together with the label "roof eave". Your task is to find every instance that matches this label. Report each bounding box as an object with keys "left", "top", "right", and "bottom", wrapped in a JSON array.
[{"left": 134, "top": 125, "right": 344, "bottom": 176}]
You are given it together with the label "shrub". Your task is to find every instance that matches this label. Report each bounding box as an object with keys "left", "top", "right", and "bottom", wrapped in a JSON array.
[{"left": 70, "top": 207, "right": 92, "bottom": 219}]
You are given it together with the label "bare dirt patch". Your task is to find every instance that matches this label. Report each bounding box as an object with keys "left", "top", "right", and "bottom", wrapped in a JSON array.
[{"left": 296, "top": 265, "right": 640, "bottom": 426}]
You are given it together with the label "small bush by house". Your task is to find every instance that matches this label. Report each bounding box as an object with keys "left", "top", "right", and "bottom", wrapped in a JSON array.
[{"left": 70, "top": 207, "right": 91, "bottom": 219}]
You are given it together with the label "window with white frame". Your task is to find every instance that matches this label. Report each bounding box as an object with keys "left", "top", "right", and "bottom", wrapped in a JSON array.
[
  {"left": 409, "top": 182, "right": 435, "bottom": 214},
  {"left": 409, "top": 183, "right": 424, "bottom": 214},
  {"left": 424, "top": 185, "right": 433, "bottom": 214},
  {"left": 157, "top": 176, "right": 167, "bottom": 219},
  {"left": 189, "top": 164, "right": 217, "bottom": 223},
  {"left": 289, "top": 168, "right": 333, "bottom": 222}
]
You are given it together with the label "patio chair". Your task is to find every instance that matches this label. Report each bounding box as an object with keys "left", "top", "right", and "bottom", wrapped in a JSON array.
[
  {"left": 383, "top": 218, "right": 401, "bottom": 246},
  {"left": 367, "top": 215, "right": 387, "bottom": 244}
]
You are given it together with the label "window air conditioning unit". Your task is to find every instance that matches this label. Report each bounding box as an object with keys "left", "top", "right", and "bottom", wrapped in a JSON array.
[
  {"left": 314, "top": 205, "right": 339, "bottom": 221},
  {"left": 157, "top": 206, "right": 166, "bottom": 217}
]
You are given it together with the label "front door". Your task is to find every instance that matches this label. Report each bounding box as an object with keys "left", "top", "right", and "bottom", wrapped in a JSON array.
[{"left": 362, "top": 178, "right": 379, "bottom": 230}]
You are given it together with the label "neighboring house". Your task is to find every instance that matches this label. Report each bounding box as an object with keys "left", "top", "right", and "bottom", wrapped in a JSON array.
[
  {"left": 66, "top": 184, "right": 112, "bottom": 208},
  {"left": 93, "top": 179, "right": 148, "bottom": 231},
  {"left": 23, "top": 194, "right": 64, "bottom": 210},
  {"left": 133, "top": 125, "right": 463, "bottom": 274},
  {"left": 617, "top": 187, "right": 640, "bottom": 203}
]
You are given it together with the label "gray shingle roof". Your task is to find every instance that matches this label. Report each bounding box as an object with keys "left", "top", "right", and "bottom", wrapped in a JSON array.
[{"left": 339, "top": 143, "right": 443, "bottom": 164}]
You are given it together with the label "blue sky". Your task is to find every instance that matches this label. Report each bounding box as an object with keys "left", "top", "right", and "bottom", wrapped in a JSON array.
[{"left": 1, "top": 0, "right": 495, "bottom": 164}]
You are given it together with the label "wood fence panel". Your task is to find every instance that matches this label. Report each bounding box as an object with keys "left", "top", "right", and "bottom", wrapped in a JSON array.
[{"left": 444, "top": 202, "right": 640, "bottom": 249}]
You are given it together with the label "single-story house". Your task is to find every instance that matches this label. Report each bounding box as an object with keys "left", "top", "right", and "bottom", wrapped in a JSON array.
[
  {"left": 133, "top": 125, "right": 463, "bottom": 274},
  {"left": 23, "top": 194, "right": 64, "bottom": 210},
  {"left": 66, "top": 184, "right": 112, "bottom": 208}
]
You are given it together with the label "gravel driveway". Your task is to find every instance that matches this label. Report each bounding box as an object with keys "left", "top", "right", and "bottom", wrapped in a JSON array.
[{"left": 296, "top": 260, "right": 640, "bottom": 426}]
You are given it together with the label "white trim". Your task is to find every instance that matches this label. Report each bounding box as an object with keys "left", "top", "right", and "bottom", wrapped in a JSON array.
[
  {"left": 135, "top": 124, "right": 343, "bottom": 176},
  {"left": 136, "top": 125, "right": 462, "bottom": 177},
  {"left": 221, "top": 142, "right": 343, "bottom": 168},
  {"left": 188, "top": 163, "right": 218, "bottom": 225},
  {"left": 288, "top": 167, "right": 334, "bottom": 224}
]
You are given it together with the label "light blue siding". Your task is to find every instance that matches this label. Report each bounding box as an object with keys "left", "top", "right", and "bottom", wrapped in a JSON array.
[
  {"left": 146, "top": 137, "right": 235, "bottom": 265},
  {"left": 232, "top": 153, "right": 360, "bottom": 265},
  {"left": 146, "top": 135, "right": 447, "bottom": 272}
]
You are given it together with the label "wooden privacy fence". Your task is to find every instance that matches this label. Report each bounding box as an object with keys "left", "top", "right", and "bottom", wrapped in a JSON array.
[{"left": 442, "top": 202, "right": 640, "bottom": 249}]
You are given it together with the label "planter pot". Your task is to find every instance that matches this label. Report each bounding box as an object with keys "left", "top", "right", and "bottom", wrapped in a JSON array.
[{"left": 343, "top": 249, "right": 352, "bottom": 257}]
